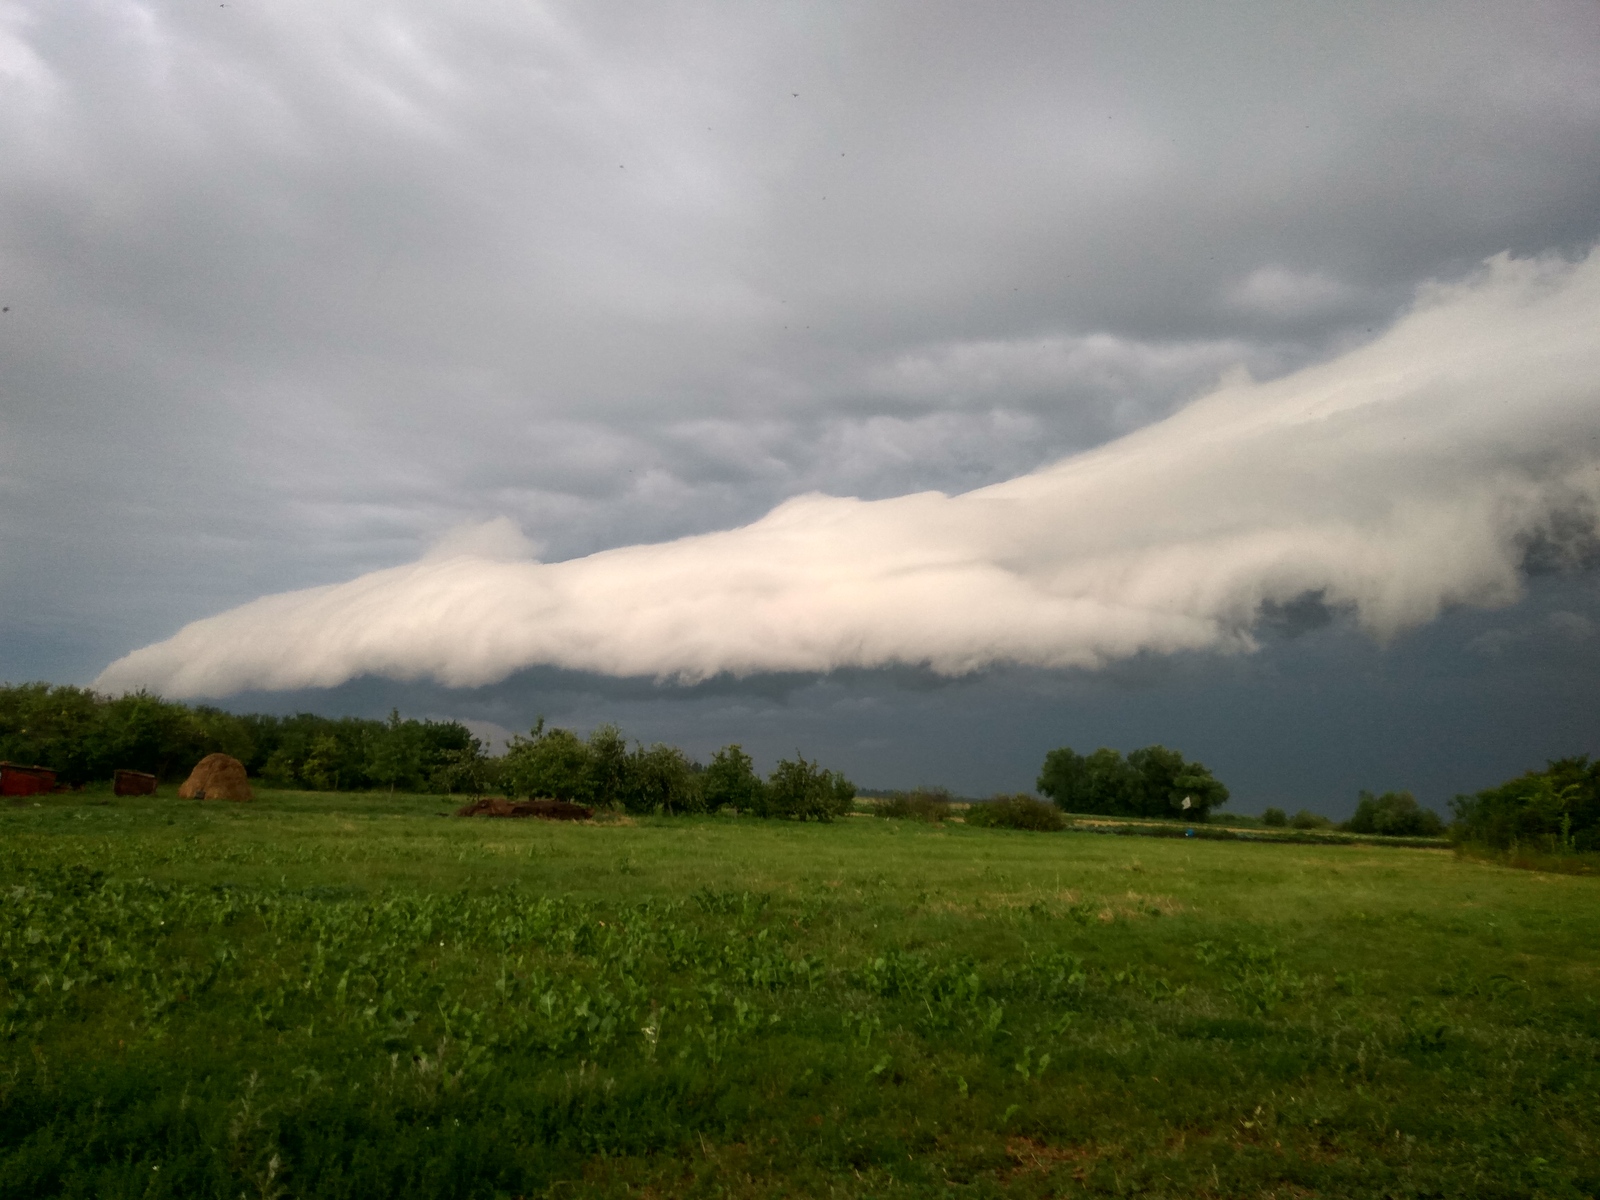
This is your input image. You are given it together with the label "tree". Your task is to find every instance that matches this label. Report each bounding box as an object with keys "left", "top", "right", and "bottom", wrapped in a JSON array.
[
  {"left": 585, "top": 724, "right": 631, "bottom": 808},
  {"left": 1036, "top": 747, "right": 1090, "bottom": 810},
  {"left": 765, "top": 754, "right": 855, "bottom": 822},
  {"left": 365, "top": 709, "right": 424, "bottom": 794},
  {"left": 1036, "top": 743, "right": 1227, "bottom": 820},
  {"left": 702, "top": 744, "right": 764, "bottom": 813},
  {"left": 624, "top": 743, "right": 703, "bottom": 815},
  {"left": 501, "top": 720, "right": 593, "bottom": 801},
  {"left": 1127, "top": 745, "right": 1228, "bottom": 820},
  {"left": 1344, "top": 790, "right": 1443, "bottom": 837}
]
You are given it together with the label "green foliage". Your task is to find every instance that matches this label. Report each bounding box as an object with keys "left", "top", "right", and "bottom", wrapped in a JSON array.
[
  {"left": 1261, "top": 806, "right": 1288, "bottom": 827},
  {"left": 875, "top": 787, "right": 952, "bottom": 822},
  {"left": 1452, "top": 756, "right": 1600, "bottom": 852},
  {"left": 1343, "top": 790, "right": 1444, "bottom": 837},
  {"left": 623, "top": 743, "right": 704, "bottom": 815},
  {"left": 762, "top": 755, "right": 855, "bottom": 821},
  {"left": 701, "top": 744, "right": 763, "bottom": 813},
  {"left": 0, "top": 683, "right": 478, "bottom": 791},
  {"left": 963, "top": 793, "right": 1066, "bottom": 831},
  {"left": 500, "top": 720, "right": 594, "bottom": 802},
  {"left": 1037, "top": 743, "right": 1228, "bottom": 820},
  {"left": 1292, "top": 808, "right": 1334, "bottom": 830}
]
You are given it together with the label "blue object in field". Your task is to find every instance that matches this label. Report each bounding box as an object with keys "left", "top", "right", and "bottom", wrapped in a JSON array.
[{"left": 1185, "top": 828, "right": 1196, "bottom": 837}]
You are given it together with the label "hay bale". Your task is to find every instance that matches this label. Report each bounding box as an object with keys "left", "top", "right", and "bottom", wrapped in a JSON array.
[
  {"left": 113, "top": 769, "right": 158, "bottom": 796},
  {"left": 178, "top": 754, "right": 252, "bottom": 802}
]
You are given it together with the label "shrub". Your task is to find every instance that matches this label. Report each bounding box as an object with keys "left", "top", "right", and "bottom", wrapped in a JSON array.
[
  {"left": 965, "top": 794, "right": 1066, "bottom": 831},
  {"left": 1261, "top": 807, "right": 1288, "bottom": 827},
  {"left": 1342, "top": 791, "right": 1443, "bottom": 837},
  {"left": 876, "top": 787, "right": 953, "bottom": 822},
  {"left": 1291, "top": 809, "right": 1333, "bottom": 830}
]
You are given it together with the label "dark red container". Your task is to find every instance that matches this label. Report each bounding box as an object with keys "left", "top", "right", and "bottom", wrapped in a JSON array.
[{"left": 1, "top": 763, "right": 57, "bottom": 796}]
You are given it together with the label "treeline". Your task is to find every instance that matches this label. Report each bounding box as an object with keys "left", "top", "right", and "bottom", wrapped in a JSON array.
[
  {"left": 481, "top": 722, "right": 855, "bottom": 820},
  {"left": 0, "top": 684, "right": 476, "bottom": 791},
  {"left": 1035, "top": 744, "right": 1229, "bottom": 820},
  {"left": 1261, "top": 791, "right": 1443, "bottom": 837},
  {"left": 1452, "top": 757, "right": 1600, "bottom": 853},
  {"left": 0, "top": 683, "right": 857, "bottom": 819}
]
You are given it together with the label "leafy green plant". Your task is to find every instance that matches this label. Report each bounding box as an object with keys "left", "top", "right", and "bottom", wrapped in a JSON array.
[
  {"left": 964, "top": 794, "right": 1065, "bottom": 831},
  {"left": 876, "top": 787, "right": 953, "bottom": 822}
]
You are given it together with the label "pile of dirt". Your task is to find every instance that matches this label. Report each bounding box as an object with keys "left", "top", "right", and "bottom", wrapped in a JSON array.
[
  {"left": 454, "top": 796, "right": 593, "bottom": 821},
  {"left": 177, "top": 754, "right": 253, "bottom": 802}
]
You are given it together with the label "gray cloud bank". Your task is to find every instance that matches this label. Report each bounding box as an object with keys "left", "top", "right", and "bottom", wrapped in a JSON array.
[{"left": 97, "top": 249, "right": 1600, "bottom": 698}]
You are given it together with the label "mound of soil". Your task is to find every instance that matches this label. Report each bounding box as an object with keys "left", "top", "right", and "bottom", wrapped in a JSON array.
[
  {"left": 454, "top": 797, "right": 593, "bottom": 821},
  {"left": 178, "top": 754, "right": 253, "bottom": 802}
]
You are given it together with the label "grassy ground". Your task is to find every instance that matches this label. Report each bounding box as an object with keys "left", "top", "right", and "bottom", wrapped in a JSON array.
[{"left": 1, "top": 789, "right": 1596, "bottom": 1198}]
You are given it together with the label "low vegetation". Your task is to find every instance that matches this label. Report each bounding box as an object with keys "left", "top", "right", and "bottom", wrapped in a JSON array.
[{"left": 1, "top": 789, "right": 1595, "bottom": 1198}]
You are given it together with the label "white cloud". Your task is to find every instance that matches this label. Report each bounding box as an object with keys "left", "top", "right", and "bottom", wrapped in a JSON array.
[{"left": 93, "top": 248, "right": 1600, "bottom": 698}]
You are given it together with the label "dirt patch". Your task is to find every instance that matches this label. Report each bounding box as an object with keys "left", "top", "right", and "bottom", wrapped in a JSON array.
[{"left": 453, "top": 796, "right": 594, "bottom": 821}]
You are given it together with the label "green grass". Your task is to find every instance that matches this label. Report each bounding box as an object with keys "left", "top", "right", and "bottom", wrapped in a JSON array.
[{"left": 2, "top": 788, "right": 1597, "bottom": 1198}]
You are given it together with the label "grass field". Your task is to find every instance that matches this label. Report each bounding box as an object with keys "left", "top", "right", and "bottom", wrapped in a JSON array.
[{"left": 2, "top": 790, "right": 1596, "bottom": 1198}]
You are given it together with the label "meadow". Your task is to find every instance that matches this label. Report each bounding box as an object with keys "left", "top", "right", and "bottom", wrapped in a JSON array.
[{"left": 1, "top": 790, "right": 1595, "bottom": 1199}]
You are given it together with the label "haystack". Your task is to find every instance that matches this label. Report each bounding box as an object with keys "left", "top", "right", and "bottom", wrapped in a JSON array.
[{"left": 178, "top": 753, "right": 253, "bottom": 801}]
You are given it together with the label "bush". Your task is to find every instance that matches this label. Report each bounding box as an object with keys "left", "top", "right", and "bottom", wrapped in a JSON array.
[
  {"left": 1037, "top": 744, "right": 1228, "bottom": 820},
  {"left": 1342, "top": 791, "right": 1443, "bottom": 837},
  {"left": 1261, "top": 807, "right": 1288, "bottom": 827},
  {"left": 1291, "top": 809, "right": 1333, "bottom": 830},
  {"left": 876, "top": 787, "right": 953, "bottom": 822},
  {"left": 964, "top": 794, "right": 1066, "bottom": 831}
]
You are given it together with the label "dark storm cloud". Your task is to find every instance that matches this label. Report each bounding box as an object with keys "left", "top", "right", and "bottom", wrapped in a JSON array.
[{"left": 4, "top": 1, "right": 1600, "bottom": 806}]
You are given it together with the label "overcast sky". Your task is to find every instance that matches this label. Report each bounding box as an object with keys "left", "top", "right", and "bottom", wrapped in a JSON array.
[{"left": 5, "top": 1, "right": 1600, "bottom": 814}]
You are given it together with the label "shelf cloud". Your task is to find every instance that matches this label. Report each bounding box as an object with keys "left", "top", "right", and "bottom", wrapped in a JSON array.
[{"left": 96, "top": 249, "right": 1600, "bottom": 699}]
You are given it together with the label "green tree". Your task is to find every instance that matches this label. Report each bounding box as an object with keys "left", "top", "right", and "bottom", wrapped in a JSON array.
[
  {"left": 365, "top": 709, "right": 424, "bottom": 794},
  {"left": 501, "top": 721, "right": 593, "bottom": 801},
  {"left": 623, "top": 743, "right": 703, "bottom": 815},
  {"left": 1344, "top": 790, "right": 1443, "bottom": 837},
  {"left": 765, "top": 755, "right": 854, "bottom": 822},
  {"left": 702, "top": 744, "right": 764, "bottom": 813},
  {"left": 585, "top": 724, "right": 631, "bottom": 808},
  {"left": 1127, "top": 745, "right": 1229, "bottom": 820}
]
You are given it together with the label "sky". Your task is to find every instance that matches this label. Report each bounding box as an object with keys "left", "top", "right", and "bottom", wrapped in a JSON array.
[{"left": 4, "top": 1, "right": 1600, "bottom": 815}]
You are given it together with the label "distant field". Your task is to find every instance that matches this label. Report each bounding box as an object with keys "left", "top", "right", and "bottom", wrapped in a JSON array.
[{"left": 2, "top": 790, "right": 1595, "bottom": 1198}]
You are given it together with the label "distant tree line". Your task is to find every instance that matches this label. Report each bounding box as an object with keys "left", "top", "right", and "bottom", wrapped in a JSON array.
[
  {"left": 0, "top": 683, "right": 857, "bottom": 820},
  {"left": 0, "top": 684, "right": 476, "bottom": 791},
  {"left": 1260, "top": 792, "right": 1444, "bottom": 837},
  {"left": 1035, "top": 744, "right": 1229, "bottom": 820},
  {"left": 481, "top": 722, "right": 855, "bottom": 820}
]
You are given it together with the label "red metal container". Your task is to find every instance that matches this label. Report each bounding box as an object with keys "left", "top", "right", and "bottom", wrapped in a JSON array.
[{"left": 0, "top": 762, "right": 57, "bottom": 796}]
